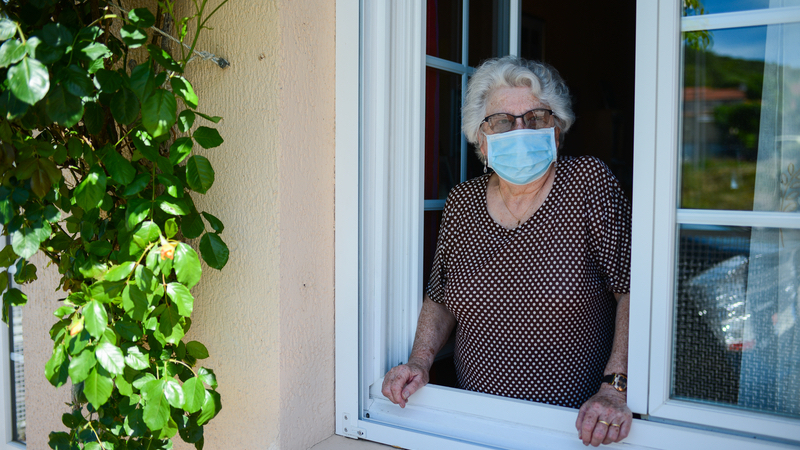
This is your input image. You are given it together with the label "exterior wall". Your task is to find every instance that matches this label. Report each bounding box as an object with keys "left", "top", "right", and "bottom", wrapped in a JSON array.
[{"left": 16, "top": 1, "right": 337, "bottom": 448}]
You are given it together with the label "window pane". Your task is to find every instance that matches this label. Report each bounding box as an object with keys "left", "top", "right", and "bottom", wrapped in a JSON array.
[
  {"left": 425, "top": 67, "right": 462, "bottom": 200},
  {"left": 683, "top": 0, "right": 772, "bottom": 16},
  {"left": 680, "top": 24, "right": 800, "bottom": 212},
  {"left": 672, "top": 225, "right": 800, "bottom": 417},
  {"left": 427, "top": 0, "right": 463, "bottom": 62},
  {"left": 467, "top": 0, "right": 509, "bottom": 67}
]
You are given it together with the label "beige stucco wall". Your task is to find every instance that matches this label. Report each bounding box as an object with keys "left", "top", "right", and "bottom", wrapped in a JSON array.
[{"left": 18, "top": 1, "right": 336, "bottom": 448}]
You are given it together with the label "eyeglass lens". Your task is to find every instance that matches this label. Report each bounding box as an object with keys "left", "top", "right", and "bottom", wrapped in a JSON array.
[{"left": 485, "top": 109, "right": 552, "bottom": 133}]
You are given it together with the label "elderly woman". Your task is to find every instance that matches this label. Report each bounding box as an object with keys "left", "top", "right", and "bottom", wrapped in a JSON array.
[{"left": 382, "top": 56, "right": 633, "bottom": 447}]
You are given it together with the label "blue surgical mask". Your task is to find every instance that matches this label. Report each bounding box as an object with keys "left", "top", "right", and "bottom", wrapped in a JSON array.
[{"left": 485, "top": 128, "right": 557, "bottom": 185}]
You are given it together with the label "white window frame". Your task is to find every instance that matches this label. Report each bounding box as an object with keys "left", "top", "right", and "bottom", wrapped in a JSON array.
[
  {"left": 640, "top": 2, "right": 800, "bottom": 443},
  {"left": 0, "top": 234, "right": 24, "bottom": 449},
  {"left": 334, "top": 1, "right": 799, "bottom": 448}
]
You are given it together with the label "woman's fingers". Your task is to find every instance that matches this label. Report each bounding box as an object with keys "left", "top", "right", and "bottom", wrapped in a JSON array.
[{"left": 381, "top": 363, "right": 429, "bottom": 408}]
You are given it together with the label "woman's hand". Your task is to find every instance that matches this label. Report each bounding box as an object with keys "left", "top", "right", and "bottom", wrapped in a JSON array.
[
  {"left": 575, "top": 385, "right": 632, "bottom": 446},
  {"left": 381, "top": 359, "right": 430, "bottom": 408}
]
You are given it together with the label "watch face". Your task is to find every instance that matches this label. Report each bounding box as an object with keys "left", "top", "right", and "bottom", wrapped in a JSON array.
[{"left": 613, "top": 375, "right": 627, "bottom": 391}]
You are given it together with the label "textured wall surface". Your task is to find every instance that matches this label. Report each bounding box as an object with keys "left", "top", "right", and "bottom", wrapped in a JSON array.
[{"left": 17, "top": 0, "right": 337, "bottom": 449}]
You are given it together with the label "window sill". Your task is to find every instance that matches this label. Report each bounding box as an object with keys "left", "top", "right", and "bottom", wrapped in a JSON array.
[{"left": 310, "top": 435, "right": 396, "bottom": 450}]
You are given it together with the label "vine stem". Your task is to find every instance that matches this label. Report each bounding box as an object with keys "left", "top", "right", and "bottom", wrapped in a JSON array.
[
  {"left": 168, "top": 359, "right": 197, "bottom": 377},
  {"left": 86, "top": 421, "right": 107, "bottom": 450}
]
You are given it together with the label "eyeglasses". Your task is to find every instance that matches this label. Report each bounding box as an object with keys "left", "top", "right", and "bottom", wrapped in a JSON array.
[{"left": 481, "top": 108, "right": 555, "bottom": 134}]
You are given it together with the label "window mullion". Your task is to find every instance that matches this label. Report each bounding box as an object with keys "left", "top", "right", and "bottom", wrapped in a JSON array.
[{"left": 682, "top": 5, "right": 800, "bottom": 31}]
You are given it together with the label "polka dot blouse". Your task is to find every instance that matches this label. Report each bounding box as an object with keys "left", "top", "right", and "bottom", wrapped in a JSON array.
[{"left": 426, "top": 156, "right": 632, "bottom": 408}]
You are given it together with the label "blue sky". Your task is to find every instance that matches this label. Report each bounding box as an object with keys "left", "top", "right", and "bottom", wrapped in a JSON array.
[{"left": 696, "top": 0, "right": 800, "bottom": 67}]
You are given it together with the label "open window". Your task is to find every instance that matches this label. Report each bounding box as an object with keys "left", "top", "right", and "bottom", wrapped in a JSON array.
[{"left": 335, "top": 0, "right": 800, "bottom": 448}]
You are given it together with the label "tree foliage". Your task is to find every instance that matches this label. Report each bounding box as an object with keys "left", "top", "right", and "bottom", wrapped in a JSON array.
[{"left": 0, "top": 0, "right": 229, "bottom": 448}]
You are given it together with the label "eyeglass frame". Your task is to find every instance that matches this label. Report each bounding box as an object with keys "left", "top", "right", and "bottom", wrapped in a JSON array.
[{"left": 480, "top": 108, "right": 556, "bottom": 134}]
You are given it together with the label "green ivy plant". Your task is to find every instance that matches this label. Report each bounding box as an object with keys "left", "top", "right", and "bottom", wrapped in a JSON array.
[{"left": 0, "top": 0, "right": 229, "bottom": 448}]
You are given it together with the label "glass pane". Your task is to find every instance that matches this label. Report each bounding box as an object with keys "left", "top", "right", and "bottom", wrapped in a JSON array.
[
  {"left": 672, "top": 225, "right": 800, "bottom": 418},
  {"left": 427, "top": 0, "right": 463, "bottom": 62},
  {"left": 422, "top": 210, "right": 444, "bottom": 294},
  {"left": 683, "top": 0, "right": 774, "bottom": 16},
  {"left": 680, "top": 24, "right": 800, "bottom": 212},
  {"left": 10, "top": 305, "right": 25, "bottom": 443},
  {"left": 467, "top": 0, "right": 509, "bottom": 67},
  {"left": 425, "top": 67, "right": 462, "bottom": 200}
]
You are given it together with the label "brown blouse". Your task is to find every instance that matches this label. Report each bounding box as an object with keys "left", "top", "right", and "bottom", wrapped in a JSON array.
[{"left": 427, "top": 156, "right": 632, "bottom": 408}]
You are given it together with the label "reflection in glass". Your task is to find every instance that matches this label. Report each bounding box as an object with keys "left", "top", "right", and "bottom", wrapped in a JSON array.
[
  {"left": 425, "top": 67, "right": 463, "bottom": 200},
  {"left": 672, "top": 225, "right": 800, "bottom": 417},
  {"left": 427, "top": 0, "right": 463, "bottom": 63},
  {"left": 681, "top": 22, "right": 800, "bottom": 213},
  {"left": 422, "top": 210, "right": 444, "bottom": 294},
  {"left": 683, "top": 0, "right": 772, "bottom": 16},
  {"left": 467, "top": 0, "right": 509, "bottom": 67},
  {"left": 10, "top": 305, "right": 25, "bottom": 443}
]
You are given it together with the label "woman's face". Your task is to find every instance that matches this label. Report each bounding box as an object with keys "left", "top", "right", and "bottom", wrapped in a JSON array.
[{"left": 478, "top": 86, "right": 561, "bottom": 158}]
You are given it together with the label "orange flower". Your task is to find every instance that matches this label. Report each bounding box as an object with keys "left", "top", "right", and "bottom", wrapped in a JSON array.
[
  {"left": 161, "top": 243, "right": 175, "bottom": 260},
  {"left": 69, "top": 317, "right": 84, "bottom": 336}
]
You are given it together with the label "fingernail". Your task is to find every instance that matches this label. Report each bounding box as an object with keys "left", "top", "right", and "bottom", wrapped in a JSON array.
[{"left": 402, "top": 391, "right": 409, "bottom": 400}]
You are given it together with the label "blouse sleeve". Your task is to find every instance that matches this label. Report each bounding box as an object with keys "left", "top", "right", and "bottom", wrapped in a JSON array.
[
  {"left": 426, "top": 192, "right": 455, "bottom": 304},
  {"left": 584, "top": 157, "right": 632, "bottom": 294}
]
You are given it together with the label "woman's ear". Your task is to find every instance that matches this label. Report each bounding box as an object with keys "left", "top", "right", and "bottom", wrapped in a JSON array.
[
  {"left": 554, "top": 127, "right": 561, "bottom": 150},
  {"left": 478, "top": 133, "right": 488, "bottom": 158}
]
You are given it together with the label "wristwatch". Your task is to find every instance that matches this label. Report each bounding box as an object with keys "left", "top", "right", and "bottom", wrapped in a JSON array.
[{"left": 602, "top": 373, "right": 627, "bottom": 392}]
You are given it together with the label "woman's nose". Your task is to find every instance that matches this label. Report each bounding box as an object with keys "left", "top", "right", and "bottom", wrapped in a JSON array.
[{"left": 512, "top": 117, "right": 525, "bottom": 130}]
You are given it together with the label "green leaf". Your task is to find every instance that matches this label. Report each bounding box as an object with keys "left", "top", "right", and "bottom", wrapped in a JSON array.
[
  {"left": 110, "top": 87, "right": 140, "bottom": 125},
  {"left": 199, "top": 233, "right": 229, "bottom": 270},
  {"left": 68, "top": 349, "right": 96, "bottom": 383},
  {"left": 133, "top": 221, "right": 161, "bottom": 246},
  {"left": 104, "top": 261, "right": 136, "bottom": 282},
  {"left": 122, "top": 284, "right": 149, "bottom": 321},
  {"left": 124, "top": 408, "right": 146, "bottom": 437},
  {"left": 141, "top": 89, "right": 177, "bottom": 138},
  {"left": 165, "top": 218, "right": 179, "bottom": 239},
  {"left": 177, "top": 110, "right": 196, "bottom": 133},
  {"left": 158, "top": 305, "right": 184, "bottom": 344},
  {"left": 186, "top": 155, "right": 215, "bottom": 194},
  {"left": 169, "top": 137, "right": 193, "bottom": 166},
  {"left": 124, "top": 345, "right": 150, "bottom": 370},
  {"left": 173, "top": 243, "right": 202, "bottom": 289},
  {"left": 101, "top": 147, "right": 136, "bottom": 185},
  {"left": 62, "top": 65, "right": 94, "bottom": 97},
  {"left": 0, "top": 273, "right": 6, "bottom": 294},
  {"left": 170, "top": 76, "right": 198, "bottom": 108},
  {"left": 120, "top": 25, "right": 147, "bottom": 48},
  {"left": 157, "top": 173, "right": 184, "bottom": 198},
  {"left": 0, "top": 39, "right": 26, "bottom": 68},
  {"left": 95, "top": 342, "right": 125, "bottom": 375},
  {"left": 126, "top": 198, "right": 152, "bottom": 229},
  {"left": 186, "top": 341, "right": 209, "bottom": 359},
  {"left": 164, "top": 378, "right": 185, "bottom": 408},
  {"left": 182, "top": 377, "right": 205, "bottom": 414},
  {"left": 11, "top": 226, "right": 42, "bottom": 259},
  {"left": 129, "top": 8, "right": 156, "bottom": 28},
  {"left": 197, "top": 390, "right": 222, "bottom": 426},
  {"left": 78, "top": 42, "right": 111, "bottom": 61},
  {"left": 84, "top": 366, "right": 113, "bottom": 408},
  {"left": 181, "top": 213, "right": 205, "bottom": 240},
  {"left": 88, "top": 280, "right": 126, "bottom": 303},
  {"left": 85, "top": 240, "right": 112, "bottom": 256},
  {"left": 4, "top": 288, "right": 27, "bottom": 307},
  {"left": 148, "top": 44, "right": 182, "bottom": 73},
  {"left": 157, "top": 195, "right": 190, "bottom": 216},
  {"left": 201, "top": 212, "right": 224, "bottom": 233},
  {"left": 0, "top": 18, "right": 17, "bottom": 41},
  {"left": 83, "top": 300, "right": 107, "bottom": 338},
  {"left": 143, "top": 379, "right": 170, "bottom": 430},
  {"left": 194, "top": 111, "right": 223, "bottom": 123},
  {"left": 133, "top": 372, "right": 156, "bottom": 390},
  {"left": 44, "top": 84, "right": 84, "bottom": 127},
  {"left": 8, "top": 57, "right": 50, "bottom": 105},
  {"left": 114, "top": 319, "right": 143, "bottom": 342},
  {"left": 94, "top": 69, "right": 123, "bottom": 94},
  {"left": 192, "top": 127, "right": 224, "bottom": 149},
  {"left": 123, "top": 173, "right": 150, "bottom": 197},
  {"left": 41, "top": 23, "right": 72, "bottom": 48},
  {"left": 75, "top": 165, "right": 107, "bottom": 211},
  {"left": 83, "top": 102, "right": 104, "bottom": 135},
  {"left": 197, "top": 367, "right": 218, "bottom": 389},
  {"left": 129, "top": 64, "right": 154, "bottom": 101},
  {"left": 166, "top": 282, "right": 194, "bottom": 317},
  {"left": 158, "top": 416, "right": 179, "bottom": 440},
  {"left": 45, "top": 345, "right": 69, "bottom": 387}
]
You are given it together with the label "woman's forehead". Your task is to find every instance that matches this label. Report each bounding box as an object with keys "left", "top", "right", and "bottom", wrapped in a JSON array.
[{"left": 485, "top": 86, "right": 545, "bottom": 114}]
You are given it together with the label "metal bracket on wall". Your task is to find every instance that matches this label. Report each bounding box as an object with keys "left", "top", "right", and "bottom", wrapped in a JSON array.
[{"left": 340, "top": 413, "right": 366, "bottom": 440}]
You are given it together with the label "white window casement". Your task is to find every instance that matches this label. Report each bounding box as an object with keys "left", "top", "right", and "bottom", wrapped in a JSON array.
[
  {"left": 335, "top": 0, "right": 800, "bottom": 448},
  {"left": 0, "top": 234, "right": 26, "bottom": 449}
]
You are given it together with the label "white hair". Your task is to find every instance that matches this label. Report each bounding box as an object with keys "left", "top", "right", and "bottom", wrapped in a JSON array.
[{"left": 462, "top": 56, "right": 574, "bottom": 161}]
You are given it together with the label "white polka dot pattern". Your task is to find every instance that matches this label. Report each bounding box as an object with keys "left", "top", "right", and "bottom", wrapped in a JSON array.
[{"left": 427, "top": 156, "right": 632, "bottom": 408}]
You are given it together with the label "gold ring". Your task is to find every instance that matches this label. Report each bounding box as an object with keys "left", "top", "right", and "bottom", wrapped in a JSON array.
[
  {"left": 598, "top": 420, "right": 610, "bottom": 426},
  {"left": 611, "top": 423, "right": 620, "bottom": 427}
]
